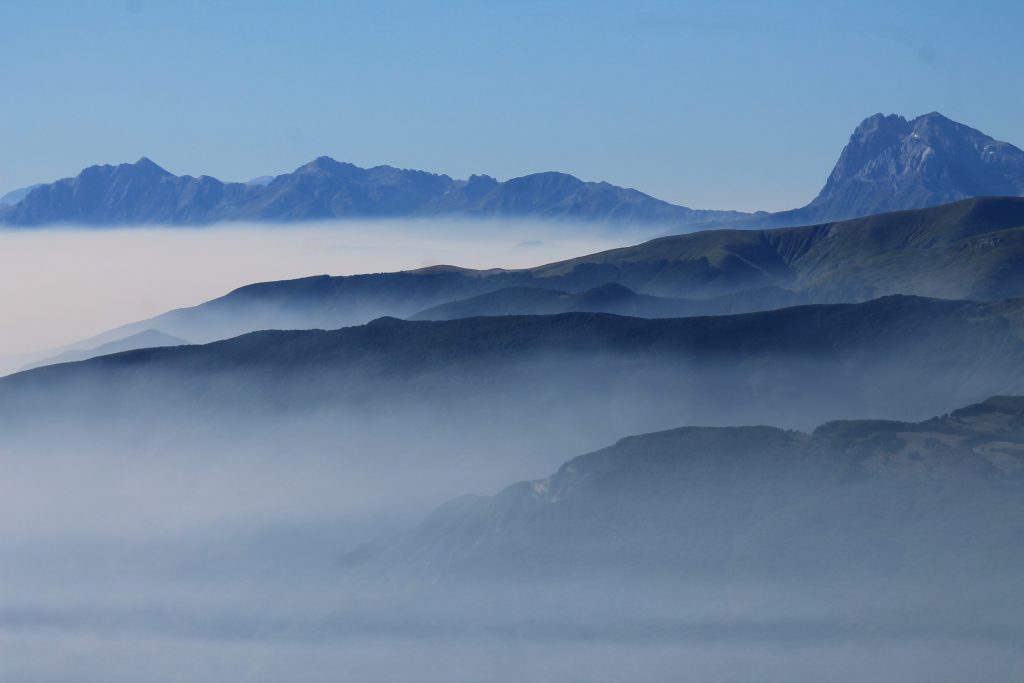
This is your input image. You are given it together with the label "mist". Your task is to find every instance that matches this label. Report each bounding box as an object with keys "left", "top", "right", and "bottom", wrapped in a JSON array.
[
  {"left": 2, "top": 375, "right": 1022, "bottom": 683},
  {"left": 2, "top": 224, "right": 1024, "bottom": 682},
  {"left": 0, "top": 219, "right": 651, "bottom": 363}
]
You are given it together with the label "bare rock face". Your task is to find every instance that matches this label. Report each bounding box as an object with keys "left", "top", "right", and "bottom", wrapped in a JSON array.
[{"left": 802, "top": 112, "right": 1024, "bottom": 222}]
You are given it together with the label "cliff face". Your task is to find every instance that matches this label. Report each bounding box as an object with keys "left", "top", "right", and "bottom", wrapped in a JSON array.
[{"left": 802, "top": 112, "right": 1024, "bottom": 222}]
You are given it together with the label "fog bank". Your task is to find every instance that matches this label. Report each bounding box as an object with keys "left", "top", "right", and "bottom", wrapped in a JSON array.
[{"left": 0, "top": 220, "right": 649, "bottom": 361}]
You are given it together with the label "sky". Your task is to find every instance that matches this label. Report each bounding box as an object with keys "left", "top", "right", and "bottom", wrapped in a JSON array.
[{"left": 0, "top": 0, "right": 1022, "bottom": 212}]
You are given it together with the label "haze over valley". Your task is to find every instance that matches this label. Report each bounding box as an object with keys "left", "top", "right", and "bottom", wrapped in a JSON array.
[
  {"left": 3, "top": 1, "right": 1024, "bottom": 681},
  {"left": 5, "top": 191, "right": 1024, "bottom": 680},
  {"left": 0, "top": 220, "right": 639, "bottom": 368}
]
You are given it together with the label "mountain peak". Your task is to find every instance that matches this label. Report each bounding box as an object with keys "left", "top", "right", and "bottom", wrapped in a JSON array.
[
  {"left": 913, "top": 110, "right": 954, "bottom": 124},
  {"left": 131, "top": 157, "right": 171, "bottom": 175},
  {"left": 909, "top": 111, "right": 979, "bottom": 135},
  {"left": 856, "top": 112, "right": 907, "bottom": 128},
  {"left": 296, "top": 156, "right": 361, "bottom": 176},
  {"left": 803, "top": 111, "right": 1024, "bottom": 221}
]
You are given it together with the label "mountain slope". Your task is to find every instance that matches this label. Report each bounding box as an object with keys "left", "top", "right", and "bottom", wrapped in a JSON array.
[
  {"left": 376, "top": 396, "right": 1024, "bottom": 588},
  {"left": 20, "top": 329, "right": 187, "bottom": 371},
  {"left": 6, "top": 296, "right": 1024, "bottom": 434},
  {"left": 0, "top": 182, "right": 44, "bottom": 206},
  {"left": 529, "top": 195, "right": 1024, "bottom": 298},
  {"left": 0, "top": 156, "right": 745, "bottom": 227},
  {"left": 765, "top": 112, "right": 1024, "bottom": 226},
  {"left": 82, "top": 196, "right": 1024, "bottom": 344}
]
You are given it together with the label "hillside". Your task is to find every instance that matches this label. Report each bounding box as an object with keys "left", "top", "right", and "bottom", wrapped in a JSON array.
[
  {"left": 71, "top": 196, "right": 1024, "bottom": 345},
  {"left": 20, "top": 329, "right": 187, "bottom": 371},
  {"left": 370, "top": 394, "right": 1024, "bottom": 620},
  {"left": 6, "top": 296, "right": 1024, "bottom": 436}
]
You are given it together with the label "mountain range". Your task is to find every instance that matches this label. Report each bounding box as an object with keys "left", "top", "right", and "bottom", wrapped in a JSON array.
[
  {"left": 0, "top": 156, "right": 746, "bottom": 228},
  {"left": 5, "top": 150, "right": 1024, "bottom": 669},
  {"left": 7, "top": 295, "right": 1024, "bottom": 435},
  {"left": 62, "top": 196, "right": 1024, "bottom": 351},
  {"left": 2, "top": 112, "right": 1022, "bottom": 228}
]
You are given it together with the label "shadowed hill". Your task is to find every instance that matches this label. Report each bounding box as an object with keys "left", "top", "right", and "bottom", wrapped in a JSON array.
[
  {"left": 531, "top": 195, "right": 1024, "bottom": 298},
  {"left": 373, "top": 395, "right": 1024, "bottom": 598},
  {"left": 73, "top": 196, "right": 1024, "bottom": 345},
  {"left": 6, "top": 296, "right": 1024, "bottom": 435}
]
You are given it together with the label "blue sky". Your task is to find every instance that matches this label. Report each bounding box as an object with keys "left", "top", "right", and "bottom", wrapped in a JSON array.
[{"left": 1, "top": 0, "right": 1021, "bottom": 211}]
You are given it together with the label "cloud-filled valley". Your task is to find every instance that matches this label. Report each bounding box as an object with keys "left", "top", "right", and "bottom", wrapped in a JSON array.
[
  {"left": 5, "top": 1, "right": 1024, "bottom": 678},
  {"left": 3, "top": 109, "right": 1024, "bottom": 682},
  {"left": 0, "top": 219, "right": 646, "bottom": 367}
]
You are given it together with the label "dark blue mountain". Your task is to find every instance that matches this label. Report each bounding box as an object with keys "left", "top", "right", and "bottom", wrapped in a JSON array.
[
  {"left": 3, "top": 112, "right": 1021, "bottom": 228},
  {"left": 6, "top": 295, "right": 1024, "bottom": 433},
  {"left": 0, "top": 156, "right": 746, "bottom": 227}
]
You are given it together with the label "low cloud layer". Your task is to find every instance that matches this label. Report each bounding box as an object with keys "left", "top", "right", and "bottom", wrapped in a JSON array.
[{"left": 0, "top": 219, "right": 651, "bottom": 365}]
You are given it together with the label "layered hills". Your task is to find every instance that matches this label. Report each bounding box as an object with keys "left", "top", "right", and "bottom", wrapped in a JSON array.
[
  {"left": 6, "top": 296, "right": 1024, "bottom": 435},
  {"left": 72, "top": 196, "right": 1024, "bottom": 346}
]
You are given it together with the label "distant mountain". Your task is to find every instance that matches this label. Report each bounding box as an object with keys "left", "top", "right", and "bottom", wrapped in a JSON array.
[
  {"left": 80, "top": 196, "right": 1024, "bottom": 345},
  {"left": 6, "top": 296, "right": 1024, "bottom": 434},
  {"left": 762, "top": 112, "right": 1024, "bottom": 226},
  {"left": 375, "top": 395, "right": 1024, "bottom": 588},
  {"left": 3, "top": 112, "right": 1021, "bottom": 228},
  {"left": 0, "top": 158, "right": 255, "bottom": 225},
  {"left": 20, "top": 329, "right": 187, "bottom": 371},
  {"left": 0, "top": 182, "right": 44, "bottom": 206},
  {"left": 0, "top": 156, "right": 746, "bottom": 227}
]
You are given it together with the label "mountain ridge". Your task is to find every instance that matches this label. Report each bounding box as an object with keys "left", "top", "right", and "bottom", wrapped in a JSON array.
[
  {"left": 19, "top": 329, "right": 187, "bottom": 371},
  {"left": 371, "top": 394, "right": 1024, "bottom": 583},
  {"left": 3, "top": 111, "right": 1023, "bottom": 228},
  {"left": 0, "top": 156, "right": 746, "bottom": 228},
  {"left": 63, "top": 196, "right": 1024, "bottom": 347},
  {"left": 7, "top": 295, "right": 1024, "bottom": 434}
]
